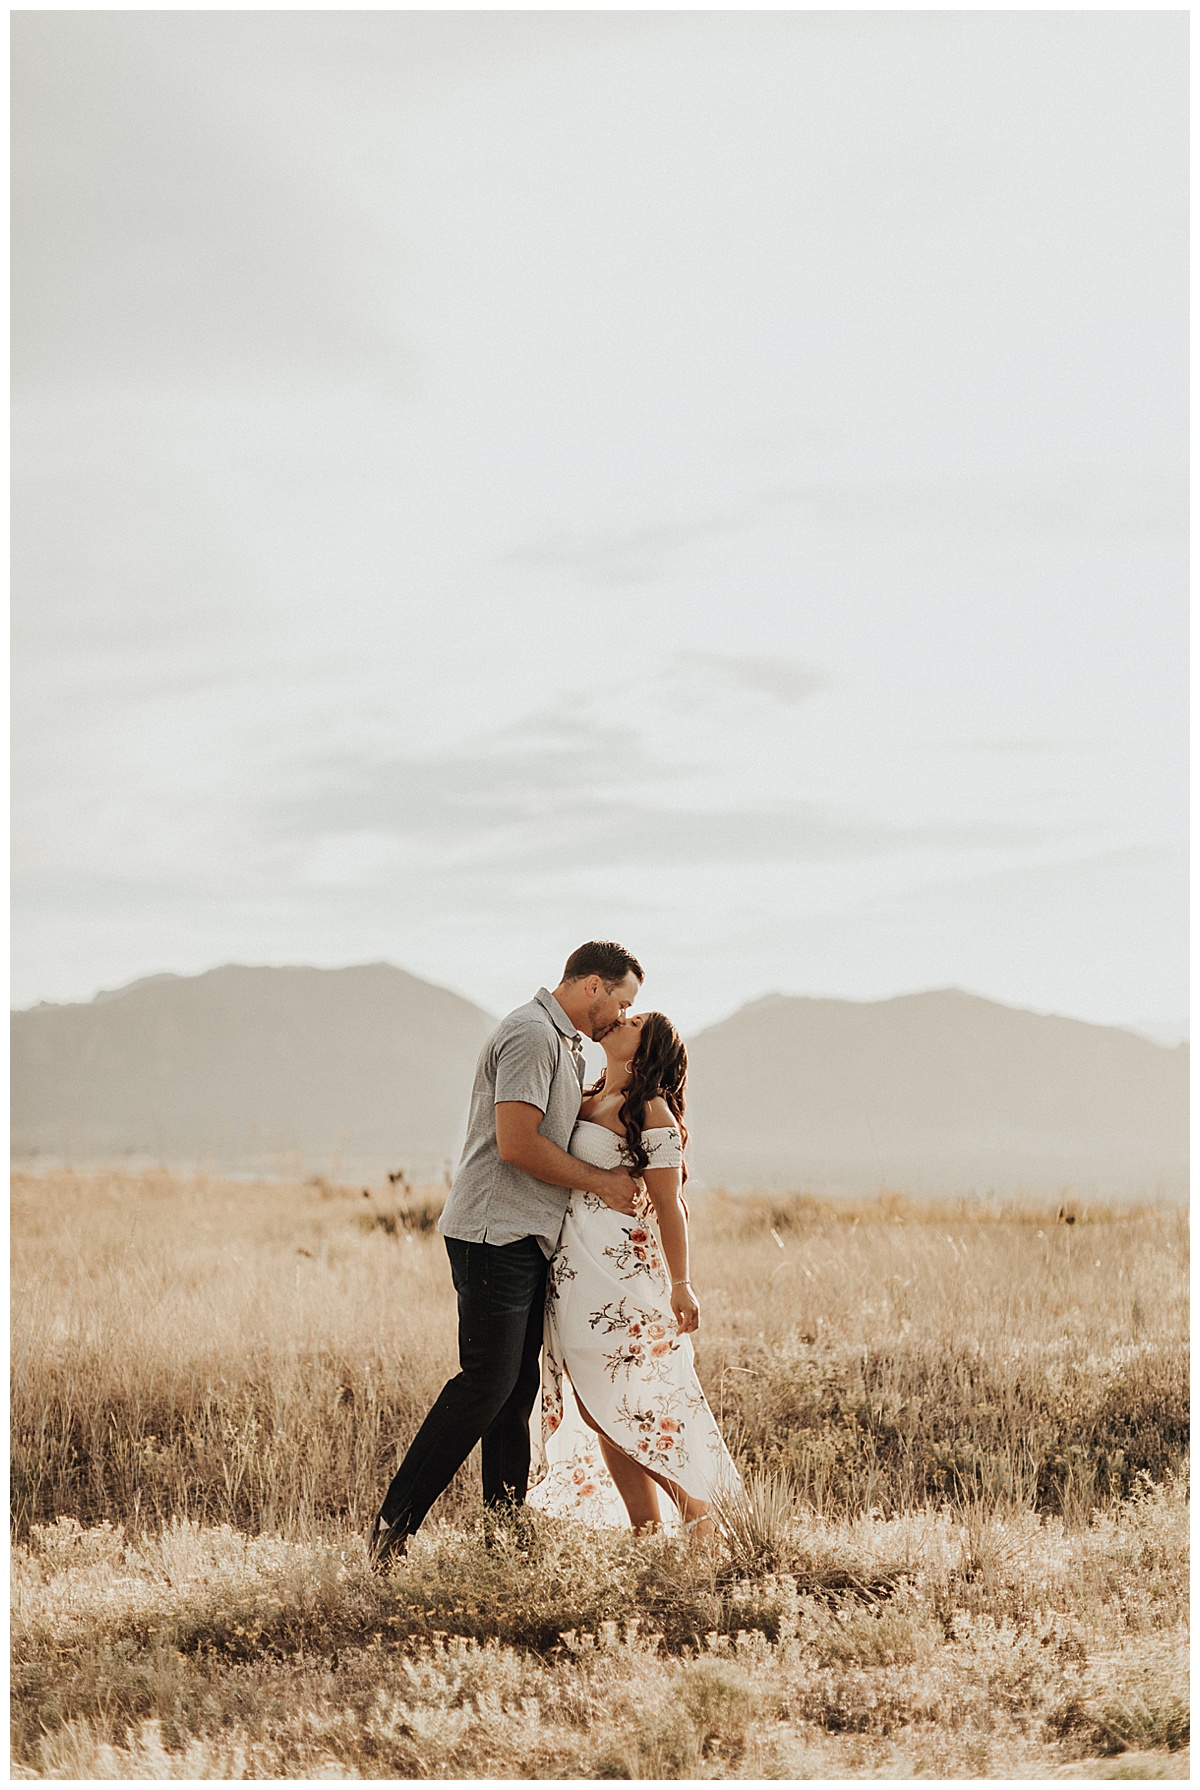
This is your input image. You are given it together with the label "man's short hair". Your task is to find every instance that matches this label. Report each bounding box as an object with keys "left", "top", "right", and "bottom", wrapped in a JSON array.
[{"left": 562, "top": 940, "right": 644, "bottom": 987}]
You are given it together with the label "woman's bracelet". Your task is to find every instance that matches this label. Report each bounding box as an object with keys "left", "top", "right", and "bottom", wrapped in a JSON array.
[{"left": 672, "top": 1278, "right": 692, "bottom": 1288}]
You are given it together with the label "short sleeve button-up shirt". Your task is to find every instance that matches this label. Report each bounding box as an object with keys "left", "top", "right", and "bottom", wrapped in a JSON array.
[{"left": 438, "top": 988, "right": 586, "bottom": 1258}]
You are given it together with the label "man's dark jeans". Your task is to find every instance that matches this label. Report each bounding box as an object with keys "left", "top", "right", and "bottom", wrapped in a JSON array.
[{"left": 378, "top": 1235, "right": 548, "bottom": 1537}]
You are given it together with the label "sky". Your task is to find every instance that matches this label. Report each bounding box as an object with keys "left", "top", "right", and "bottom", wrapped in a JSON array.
[{"left": 11, "top": 10, "right": 1188, "bottom": 1039}]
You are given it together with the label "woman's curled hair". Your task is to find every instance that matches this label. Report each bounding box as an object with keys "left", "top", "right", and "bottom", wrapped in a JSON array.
[{"left": 589, "top": 1011, "right": 688, "bottom": 1182}]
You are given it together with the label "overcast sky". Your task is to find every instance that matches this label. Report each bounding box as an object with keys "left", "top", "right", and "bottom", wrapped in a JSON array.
[{"left": 12, "top": 11, "right": 1188, "bottom": 1037}]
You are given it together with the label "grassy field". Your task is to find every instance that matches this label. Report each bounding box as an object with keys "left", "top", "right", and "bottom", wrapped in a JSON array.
[{"left": 10, "top": 1169, "right": 1189, "bottom": 1778}]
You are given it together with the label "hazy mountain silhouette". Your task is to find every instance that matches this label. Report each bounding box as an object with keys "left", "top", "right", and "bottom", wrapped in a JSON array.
[
  {"left": 11, "top": 967, "right": 1188, "bottom": 1198},
  {"left": 684, "top": 988, "right": 1188, "bottom": 1200},
  {"left": 11, "top": 963, "right": 494, "bottom": 1179}
]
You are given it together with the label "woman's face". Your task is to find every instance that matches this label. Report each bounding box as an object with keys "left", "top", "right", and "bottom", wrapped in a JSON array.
[{"left": 604, "top": 1010, "right": 647, "bottom": 1067}]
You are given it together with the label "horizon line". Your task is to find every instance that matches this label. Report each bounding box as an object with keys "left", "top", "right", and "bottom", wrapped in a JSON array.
[{"left": 11, "top": 958, "right": 1189, "bottom": 1046}]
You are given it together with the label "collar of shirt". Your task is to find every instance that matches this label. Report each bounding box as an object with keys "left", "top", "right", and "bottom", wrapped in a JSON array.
[
  {"left": 534, "top": 987, "right": 583, "bottom": 1043},
  {"left": 534, "top": 987, "right": 587, "bottom": 1084}
]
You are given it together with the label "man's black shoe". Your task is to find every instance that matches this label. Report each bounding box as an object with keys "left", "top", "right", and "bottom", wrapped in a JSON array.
[{"left": 367, "top": 1512, "right": 410, "bottom": 1573}]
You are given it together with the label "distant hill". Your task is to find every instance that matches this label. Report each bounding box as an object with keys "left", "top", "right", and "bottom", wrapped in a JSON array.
[
  {"left": 11, "top": 970, "right": 1188, "bottom": 1199},
  {"left": 11, "top": 963, "right": 495, "bottom": 1179},
  {"left": 683, "top": 988, "right": 1188, "bottom": 1200}
]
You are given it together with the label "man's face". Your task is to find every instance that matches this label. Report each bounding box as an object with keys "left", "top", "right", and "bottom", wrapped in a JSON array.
[{"left": 585, "top": 971, "right": 641, "bottom": 1041}]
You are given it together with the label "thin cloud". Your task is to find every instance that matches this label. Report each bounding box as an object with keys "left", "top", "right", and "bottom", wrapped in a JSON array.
[
  {"left": 761, "top": 468, "right": 1187, "bottom": 544},
  {"left": 269, "top": 728, "right": 1057, "bottom": 870},
  {"left": 471, "top": 804, "right": 1053, "bottom": 872},
  {"left": 503, "top": 502, "right": 757, "bottom": 586},
  {"left": 675, "top": 652, "right": 833, "bottom": 706},
  {"left": 273, "top": 711, "right": 647, "bottom": 842},
  {"left": 502, "top": 467, "right": 1186, "bottom": 593},
  {"left": 945, "top": 738, "right": 1099, "bottom": 755}
]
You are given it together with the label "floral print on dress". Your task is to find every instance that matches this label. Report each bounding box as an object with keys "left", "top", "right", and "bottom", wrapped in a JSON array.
[
  {"left": 546, "top": 1254, "right": 578, "bottom": 1300},
  {"left": 614, "top": 1395, "right": 692, "bottom": 1471},
  {"left": 528, "top": 1120, "right": 742, "bottom": 1528},
  {"left": 602, "top": 1336, "right": 678, "bottom": 1386},
  {"left": 602, "top": 1224, "right": 665, "bottom": 1281}
]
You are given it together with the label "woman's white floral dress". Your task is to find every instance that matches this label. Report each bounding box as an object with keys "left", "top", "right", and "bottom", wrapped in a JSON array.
[{"left": 527, "top": 1120, "right": 741, "bottom": 1529}]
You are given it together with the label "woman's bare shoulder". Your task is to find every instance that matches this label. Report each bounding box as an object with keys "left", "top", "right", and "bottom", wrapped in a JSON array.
[{"left": 642, "top": 1095, "right": 677, "bottom": 1130}]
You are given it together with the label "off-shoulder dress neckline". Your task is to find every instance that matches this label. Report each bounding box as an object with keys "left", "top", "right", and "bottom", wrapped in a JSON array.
[{"left": 574, "top": 1118, "right": 680, "bottom": 1140}]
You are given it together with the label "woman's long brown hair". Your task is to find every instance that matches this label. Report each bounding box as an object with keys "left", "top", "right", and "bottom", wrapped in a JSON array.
[{"left": 587, "top": 1012, "right": 689, "bottom": 1182}]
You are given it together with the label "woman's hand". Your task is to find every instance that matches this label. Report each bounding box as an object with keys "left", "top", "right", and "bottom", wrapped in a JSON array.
[{"left": 671, "top": 1280, "right": 700, "bottom": 1335}]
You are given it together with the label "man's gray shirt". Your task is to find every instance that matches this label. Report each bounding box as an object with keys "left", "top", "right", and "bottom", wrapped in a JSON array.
[{"left": 438, "top": 988, "right": 586, "bottom": 1259}]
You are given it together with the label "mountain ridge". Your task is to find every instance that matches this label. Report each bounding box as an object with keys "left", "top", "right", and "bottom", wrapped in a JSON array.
[
  {"left": 693, "top": 983, "right": 1188, "bottom": 1048},
  {"left": 685, "top": 986, "right": 1187, "bottom": 1197},
  {"left": 14, "top": 968, "right": 1186, "bottom": 1056},
  {"left": 11, "top": 963, "right": 1188, "bottom": 1197},
  {"left": 11, "top": 962, "right": 495, "bottom": 1179}
]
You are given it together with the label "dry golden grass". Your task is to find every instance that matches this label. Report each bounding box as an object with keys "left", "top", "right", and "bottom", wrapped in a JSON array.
[{"left": 10, "top": 1169, "right": 1190, "bottom": 1778}]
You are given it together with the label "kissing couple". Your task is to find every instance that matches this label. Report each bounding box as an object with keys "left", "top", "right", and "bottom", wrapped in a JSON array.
[{"left": 369, "top": 939, "right": 740, "bottom": 1568}]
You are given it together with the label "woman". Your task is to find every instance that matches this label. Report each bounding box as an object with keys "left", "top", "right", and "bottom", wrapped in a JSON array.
[{"left": 527, "top": 1011, "right": 741, "bottom": 1541}]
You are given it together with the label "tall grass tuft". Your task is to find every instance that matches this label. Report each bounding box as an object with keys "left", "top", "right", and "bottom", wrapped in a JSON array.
[{"left": 713, "top": 1465, "right": 801, "bottom": 1573}]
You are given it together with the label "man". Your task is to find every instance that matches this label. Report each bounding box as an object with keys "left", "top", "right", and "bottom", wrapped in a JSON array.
[{"left": 369, "top": 939, "right": 646, "bottom": 1568}]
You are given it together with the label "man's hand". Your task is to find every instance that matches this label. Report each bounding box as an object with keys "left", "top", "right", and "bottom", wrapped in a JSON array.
[
  {"left": 494, "top": 1103, "right": 645, "bottom": 1213},
  {"left": 594, "top": 1168, "right": 643, "bottom": 1216}
]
